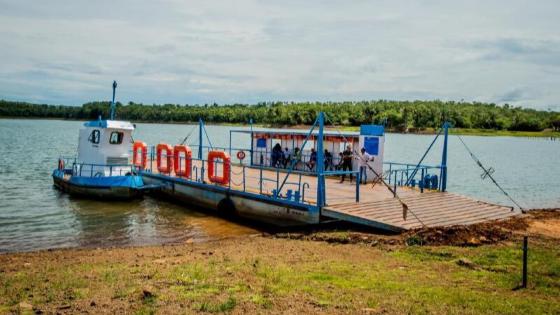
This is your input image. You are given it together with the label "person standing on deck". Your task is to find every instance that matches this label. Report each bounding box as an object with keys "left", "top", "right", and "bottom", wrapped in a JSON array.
[
  {"left": 307, "top": 148, "right": 317, "bottom": 171},
  {"left": 356, "top": 147, "right": 373, "bottom": 184},
  {"left": 324, "top": 149, "right": 333, "bottom": 170},
  {"left": 271, "top": 143, "right": 282, "bottom": 167},
  {"left": 339, "top": 145, "right": 353, "bottom": 183},
  {"left": 282, "top": 147, "right": 291, "bottom": 168},
  {"left": 292, "top": 147, "right": 302, "bottom": 170}
]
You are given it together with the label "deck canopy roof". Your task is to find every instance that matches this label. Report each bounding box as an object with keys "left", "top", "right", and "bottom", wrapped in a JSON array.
[{"left": 230, "top": 128, "right": 359, "bottom": 138}]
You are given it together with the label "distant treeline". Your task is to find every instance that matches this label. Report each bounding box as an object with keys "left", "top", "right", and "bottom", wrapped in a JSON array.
[{"left": 1, "top": 99, "right": 560, "bottom": 132}]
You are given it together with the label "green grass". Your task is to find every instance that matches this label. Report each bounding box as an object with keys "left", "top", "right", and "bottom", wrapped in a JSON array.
[{"left": 0, "top": 239, "right": 558, "bottom": 314}]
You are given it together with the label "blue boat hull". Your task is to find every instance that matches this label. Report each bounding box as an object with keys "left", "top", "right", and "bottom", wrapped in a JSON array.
[{"left": 52, "top": 170, "right": 144, "bottom": 200}]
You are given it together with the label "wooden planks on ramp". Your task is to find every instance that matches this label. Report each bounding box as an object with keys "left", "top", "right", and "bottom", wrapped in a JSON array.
[
  {"left": 323, "top": 192, "right": 518, "bottom": 232},
  {"left": 147, "top": 160, "right": 518, "bottom": 231}
]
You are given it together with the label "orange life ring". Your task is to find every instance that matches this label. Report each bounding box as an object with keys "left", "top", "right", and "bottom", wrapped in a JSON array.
[
  {"left": 156, "top": 143, "right": 173, "bottom": 174},
  {"left": 207, "top": 151, "right": 231, "bottom": 185},
  {"left": 132, "top": 141, "right": 148, "bottom": 170},
  {"left": 58, "top": 158, "right": 64, "bottom": 171},
  {"left": 236, "top": 150, "right": 246, "bottom": 160},
  {"left": 173, "top": 145, "right": 192, "bottom": 177}
]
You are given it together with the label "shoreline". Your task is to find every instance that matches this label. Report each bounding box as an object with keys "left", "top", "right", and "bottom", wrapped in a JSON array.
[
  {"left": 2, "top": 116, "right": 559, "bottom": 138},
  {"left": 1, "top": 209, "right": 558, "bottom": 314},
  {"left": 1, "top": 207, "right": 557, "bottom": 256}
]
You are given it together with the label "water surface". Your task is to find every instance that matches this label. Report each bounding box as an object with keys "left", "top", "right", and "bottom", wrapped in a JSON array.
[{"left": 0, "top": 119, "right": 558, "bottom": 252}]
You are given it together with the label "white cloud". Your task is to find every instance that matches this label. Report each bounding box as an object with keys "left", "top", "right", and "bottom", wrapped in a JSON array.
[{"left": 0, "top": 0, "right": 558, "bottom": 110}]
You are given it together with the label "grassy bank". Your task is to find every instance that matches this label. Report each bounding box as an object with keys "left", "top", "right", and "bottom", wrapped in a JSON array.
[{"left": 1, "top": 212, "right": 559, "bottom": 314}]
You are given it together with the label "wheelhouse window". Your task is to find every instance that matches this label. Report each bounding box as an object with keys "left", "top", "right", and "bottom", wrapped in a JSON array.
[
  {"left": 109, "top": 131, "right": 124, "bottom": 145},
  {"left": 88, "top": 130, "right": 100, "bottom": 144}
]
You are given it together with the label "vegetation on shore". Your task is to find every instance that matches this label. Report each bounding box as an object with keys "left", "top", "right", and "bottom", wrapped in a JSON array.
[
  {"left": 1, "top": 210, "right": 559, "bottom": 314},
  {"left": 1, "top": 99, "right": 560, "bottom": 135}
]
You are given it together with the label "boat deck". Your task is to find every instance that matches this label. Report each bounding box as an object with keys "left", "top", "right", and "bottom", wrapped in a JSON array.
[
  {"left": 323, "top": 192, "right": 517, "bottom": 232},
  {"left": 148, "top": 160, "right": 518, "bottom": 231}
]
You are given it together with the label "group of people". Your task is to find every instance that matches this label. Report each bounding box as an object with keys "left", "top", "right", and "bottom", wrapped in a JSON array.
[
  {"left": 269, "top": 143, "right": 374, "bottom": 184},
  {"left": 337, "top": 145, "right": 373, "bottom": 184}
]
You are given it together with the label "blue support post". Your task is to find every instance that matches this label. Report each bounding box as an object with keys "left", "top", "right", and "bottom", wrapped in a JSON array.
[
  {"left": 229, "top": 130, "right": 232, "bottom": 158},
  {"left": 259, "top": 166, "right": 263, "bottom": 194},
  {"left": 243, "top": 166, "right": 246, "bottom": 192},
  {"left": 198, "top": 118, "right": 203, "bottom": 160},
  {"left": 393, "top": 171, "right": 397, "bottom": 197},
  {"left": 420, "top": 168, "right": 425, "bottom": 193},
  {"left": 440, "top": 122, "right": 449, "bottom": 192},
  {"left": 356, "top": 171, "right": 360, "bottom": 202},
  {"left": 316, "top": 112, "right": 325, "bottom": 208},
  {"left": 249, "top": 118, "right": 254, "bottom": 166},
  {"left": 110, "top": 80, "right": 117, "bottom": 120}
]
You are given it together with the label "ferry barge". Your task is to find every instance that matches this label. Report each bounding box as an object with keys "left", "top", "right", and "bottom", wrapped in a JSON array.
[
  {"left": 135, "top": 113, "right": 518, "bottom": 231},
  {"left": 52, "top": 81, "right": 517, "bottom": 230}
]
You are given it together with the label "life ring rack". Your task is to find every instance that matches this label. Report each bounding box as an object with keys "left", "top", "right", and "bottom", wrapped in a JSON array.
[{"left": 236, "top": 150, "right": 246, "bottom": 160}]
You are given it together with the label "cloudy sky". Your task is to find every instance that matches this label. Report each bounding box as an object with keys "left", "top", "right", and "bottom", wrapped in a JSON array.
[{"left": 0, "top": 0, "right": 558, "bottom": 110}]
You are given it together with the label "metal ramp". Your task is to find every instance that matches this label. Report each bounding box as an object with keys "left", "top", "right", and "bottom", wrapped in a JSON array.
[{"left": 322, "top": 192, "right": 518, "bottom": 232}]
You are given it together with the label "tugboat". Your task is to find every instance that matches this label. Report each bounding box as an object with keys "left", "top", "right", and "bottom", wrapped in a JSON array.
[{"left": 52, "top": 81, "right": 145, "bottom": 199}]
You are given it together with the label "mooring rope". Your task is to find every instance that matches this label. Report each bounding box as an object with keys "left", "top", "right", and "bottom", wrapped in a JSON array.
[
  {"left": 457, "top": 135, "right": 525, "bottom": 213},
  {"left": 179, "top": 126, "right": 197, "bottom": 145}
]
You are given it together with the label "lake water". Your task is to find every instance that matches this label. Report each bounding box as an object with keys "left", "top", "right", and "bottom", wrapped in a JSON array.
[{"left": 0, "top": 119, "right": 559, "bottom": 252}]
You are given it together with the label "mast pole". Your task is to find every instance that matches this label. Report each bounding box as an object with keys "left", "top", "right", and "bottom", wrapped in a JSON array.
[{"left": 110, "top": 80, "right": 117, "bottom": 120}]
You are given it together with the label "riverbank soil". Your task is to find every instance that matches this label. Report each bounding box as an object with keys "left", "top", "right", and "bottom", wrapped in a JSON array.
[{"left": 1, "top": 210, "right": 559, "bottom": 314}]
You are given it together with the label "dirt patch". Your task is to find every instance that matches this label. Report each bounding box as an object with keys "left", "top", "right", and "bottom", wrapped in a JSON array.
[
  {"left": 528, "top": 219, "right": 560, "bottom": 239},
  {"left": 273, "top": 209, "right": 559, "bottom": 247},
  {"left": 272, "top": 231, "right": 402, "bottom": 246},
  {"left": 404, "top": 223, "right": 513, "bottom": 246}
]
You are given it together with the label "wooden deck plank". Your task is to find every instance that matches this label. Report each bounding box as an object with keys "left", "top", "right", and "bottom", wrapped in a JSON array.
[
  {"left": 333, "top": 202, "right": 511, "bottom": 223},
  {"left": 148, "top": 159, "right": 517, "bottom": 231},
  {"left": 345, "top": 204, "right": 503, "bottom": 224},
  {"left": 339, "top": 197, "right": 489, "bottom": 217}
]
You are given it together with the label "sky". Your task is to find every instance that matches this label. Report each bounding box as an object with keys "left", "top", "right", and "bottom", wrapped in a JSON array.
[{"left": 0, "top": 0, "right": 559, "bottom": 110}]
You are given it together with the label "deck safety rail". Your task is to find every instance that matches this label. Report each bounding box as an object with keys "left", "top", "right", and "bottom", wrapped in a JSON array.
[
  {"left": 144, "top": 149, "right": 314, "bottom": 205},
  {"left": 194, "top": 145, "right": 336, "bottom": 172},
  {"left": 139, "top": 113, "right": 451, "bottom": 216},
  {"left": 384, "top": 162, "right": 444, "bottom": 193},
  {"left": 72, "top": 162, "right": 135, "bottom": 177}
]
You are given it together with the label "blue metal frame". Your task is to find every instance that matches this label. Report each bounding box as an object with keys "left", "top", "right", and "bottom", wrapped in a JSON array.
[
  {"left": 140, "top": 170, "right": 317, "bottom": 212},
  {"left": 440, "top": 122, "right": 449, "bottom": 192},
  {"left": 136, "top": 113, "right": 452, "bottom": 225},
  {"left": 316, "top": 112, "right": 325, "bottom": 207},
  {"left": 198, "top": 118, "right": 203, "bottom": 160}
]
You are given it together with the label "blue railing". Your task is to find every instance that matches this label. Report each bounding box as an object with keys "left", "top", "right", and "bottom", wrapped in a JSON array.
[
  {"left": 59, "top": 156, "right": 135, "bottom": 177},
  {"left": 144, "top": 147, "right": 313, "bottom": 205},
  {"left": 383, "top": 162, "right": 444, "bottom": 193},
  {"left": 73, "top": 163, "right": 135, "bottom": 177}
]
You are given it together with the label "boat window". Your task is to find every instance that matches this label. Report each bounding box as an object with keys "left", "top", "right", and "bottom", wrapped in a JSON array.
[
  {"left": 88, "top": 130, "right": 100, "bottom": 144},
  {"left": 109, "top": 131, "right": 124, "bottom": 145}
]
